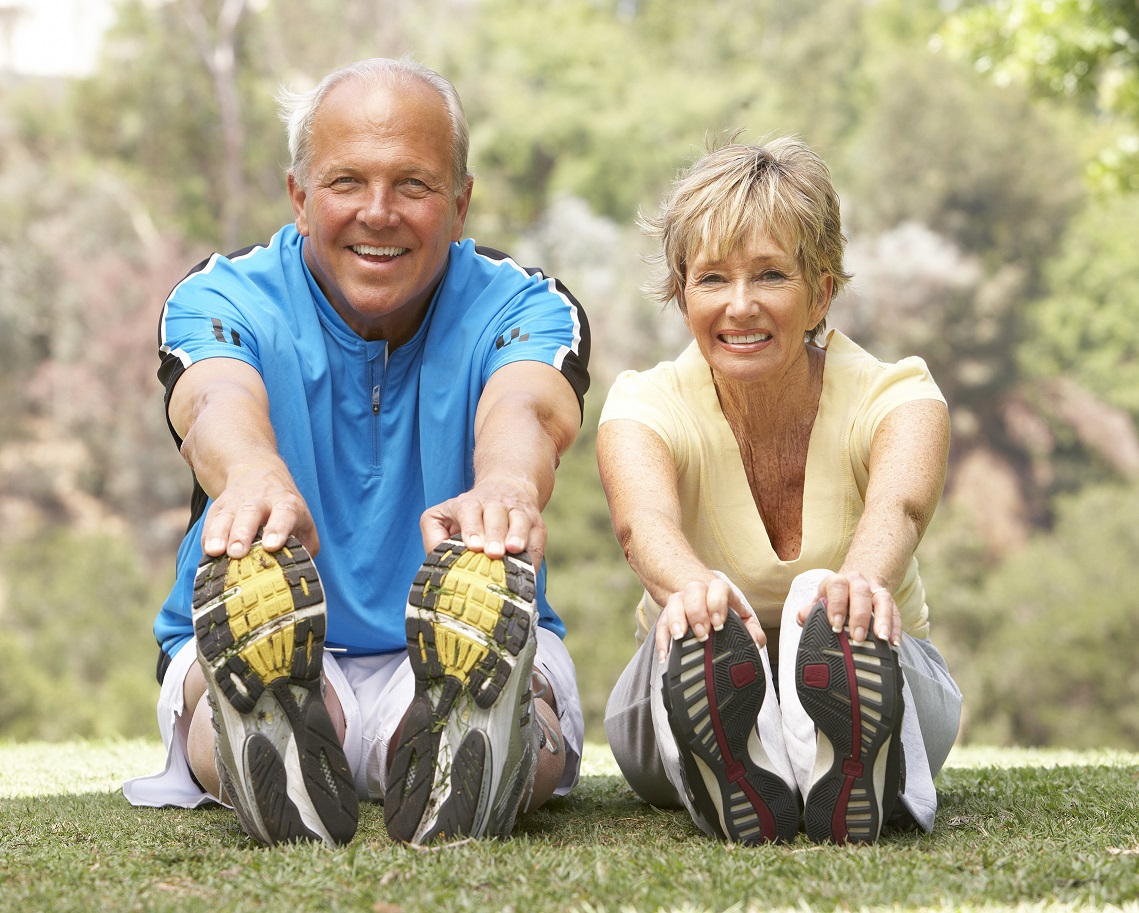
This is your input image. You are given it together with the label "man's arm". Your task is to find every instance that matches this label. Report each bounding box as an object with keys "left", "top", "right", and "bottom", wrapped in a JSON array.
[
  {"left": 169, "top": 357, "right": 318, "bottom": 558},
  {"left": 419, "top": 360, "right": 581, "bottom": 569}
]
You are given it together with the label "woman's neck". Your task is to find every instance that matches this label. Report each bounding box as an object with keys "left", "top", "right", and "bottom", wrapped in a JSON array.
[{"left": 712, "top": 344, "right": 826, "bottom": 436}]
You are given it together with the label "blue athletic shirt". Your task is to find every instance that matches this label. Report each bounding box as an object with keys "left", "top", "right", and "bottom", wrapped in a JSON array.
[{"left": 154, "top": 225, "right": 590, "bottom": 673}]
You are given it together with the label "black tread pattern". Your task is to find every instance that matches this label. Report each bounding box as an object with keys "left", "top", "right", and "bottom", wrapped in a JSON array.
[
  {"left": 193, "top": 536, "right": 357, "bottom": 846},
  {"left": 662, "top": 612, "right": 800, "bottom": 844},
  {"left": 385, "top": 540, "right": 537, "bottom": 845}
]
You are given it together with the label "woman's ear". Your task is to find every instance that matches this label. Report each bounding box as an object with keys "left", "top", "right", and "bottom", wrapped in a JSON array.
[{"left": 811, "top": 274, "right": 833, "bottom": 326}]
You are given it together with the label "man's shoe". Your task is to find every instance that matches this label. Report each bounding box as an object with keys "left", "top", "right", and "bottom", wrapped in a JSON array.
[
  {"left": 795, "top": 600, "right": 903, "bottom": 844},
  {"left": 192, "top": 535, "right": 358, "bottom": 846},
  {"left": 384, "top": 540, "right": 539, "bottom": 845},
  {"left": 661, "top": 611, "right": 800, "bottom": 844}
]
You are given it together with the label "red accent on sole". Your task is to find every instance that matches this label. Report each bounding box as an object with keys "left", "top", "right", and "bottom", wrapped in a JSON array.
[
  {"left": 730, "top": 661, "right": 758, "bottom": 688},
  {"left": 702, "top": 641, "right": 777, "bottom": 838},
  {"left": 830, "top": 630, "right": 863, "bottom": 840},
  {"left": 803, "top": 663, "right": 830, "bottom": 689},
  {"left": 832, "top": 773, "right": 854, "bottom": 842}
]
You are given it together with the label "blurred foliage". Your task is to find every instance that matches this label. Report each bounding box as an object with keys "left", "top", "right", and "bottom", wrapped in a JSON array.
[
  {"left": 0, "top": 530, "right": 170, "bottom": 740},
  {"left": 944, "top": 0, "right": 1139, "bottom": 192},
  {"left": 1020, "top": 194, "right": 1139, "bottom": 416},
  {"left": 927, "top": 481, "right": 1139, "bottom": 749},
  {"left": 1, "top": 0, "right": 1138, "bottom": 749}
]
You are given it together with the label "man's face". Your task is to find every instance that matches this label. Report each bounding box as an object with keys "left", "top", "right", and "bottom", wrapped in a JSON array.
[{"left": 288, "top": 78, "right": 471, "bottom": 344}]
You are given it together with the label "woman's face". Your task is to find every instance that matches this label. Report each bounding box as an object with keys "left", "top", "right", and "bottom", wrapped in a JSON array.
[{"left": 681, "top": 227, "right": 830, "bottom": 386}]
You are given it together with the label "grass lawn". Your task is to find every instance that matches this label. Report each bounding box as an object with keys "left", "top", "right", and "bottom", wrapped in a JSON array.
[{"left": 1, "top": 739, "right": 1136, "bottom": 912}]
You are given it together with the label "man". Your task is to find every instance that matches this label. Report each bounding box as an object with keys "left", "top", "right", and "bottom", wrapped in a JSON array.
[{"left": 123, "top": 57, "right": 590, "bottom": 848}]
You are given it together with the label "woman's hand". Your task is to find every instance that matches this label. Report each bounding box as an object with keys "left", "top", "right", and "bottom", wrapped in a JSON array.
[
  {"left": 797, "top": 571, "right": 902, "bottom": 647},
  {"left": 654, "top": 577, "right": 766, "bottom": 662}
]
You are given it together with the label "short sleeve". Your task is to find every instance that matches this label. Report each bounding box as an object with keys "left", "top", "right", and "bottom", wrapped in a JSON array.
[
  {"left": 598, "top": 364, "right": 690, "bottom": 473},
  {"left": 158, "top": 256, "right": 266, "bottom": 401},
  {"left": 853, "top": 354, "right": 946, "bottom": 445},
  {"left": 481, "top": 276, "right": 590, "bottom": 413}
]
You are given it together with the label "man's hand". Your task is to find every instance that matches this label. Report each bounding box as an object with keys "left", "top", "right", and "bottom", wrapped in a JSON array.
[
  {"left": 201, "top": 461, "right": 319, "bottom": 558},
  {"left": 420, "top": 474, "right": 544, "bottom": 563}
]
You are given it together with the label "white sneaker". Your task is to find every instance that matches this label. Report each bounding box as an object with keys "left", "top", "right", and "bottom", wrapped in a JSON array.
[
  {"left": 384, "top": 540, "right": 539, "bottom": 845},
  {"left": 795, "top": 600, "right": 903, "bottom": 843},
  {"left": 192, "top": 536, "right": 358, "bottom": 846}
]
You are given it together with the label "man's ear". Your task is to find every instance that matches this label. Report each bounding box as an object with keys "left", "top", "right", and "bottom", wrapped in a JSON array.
[
  {"left": 451, "top": 175, "right": 474, "bottom": 241},
  {"left": 287, "top": 172, "right": 309, "bottom": 237}
]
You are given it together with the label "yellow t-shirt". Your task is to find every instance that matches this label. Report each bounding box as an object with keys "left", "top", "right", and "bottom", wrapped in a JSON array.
[{"left": 599, "top": 329, "right": 945, "bottom": 642}]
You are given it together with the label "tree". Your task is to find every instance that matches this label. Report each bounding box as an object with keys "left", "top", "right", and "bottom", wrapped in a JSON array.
[
  {"left": 940, "top": 482, "right": 1139, "bottom": 748},
  {"left": 1020, "top": 194, "right": 1139, "bottom": 418},
  {"left": 944, "top": 0, "right": 1139, "bottom": 191}
]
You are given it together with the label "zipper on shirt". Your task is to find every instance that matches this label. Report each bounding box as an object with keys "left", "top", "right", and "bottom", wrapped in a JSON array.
[{"left": 369, "top": 348, "right": 388, "bottom": 471}]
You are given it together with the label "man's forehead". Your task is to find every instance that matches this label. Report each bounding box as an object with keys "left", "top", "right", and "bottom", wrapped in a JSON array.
[
  {"left": 317, "top": 76, "right": 441, "bottom": 126},
  {"left": 308, "top": 78, "right": 452, "bottom": 171}
]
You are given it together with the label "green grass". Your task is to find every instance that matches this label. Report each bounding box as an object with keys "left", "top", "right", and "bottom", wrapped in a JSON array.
[{"left": 1, "top": 741, "right": 1137, "bottom": 913}]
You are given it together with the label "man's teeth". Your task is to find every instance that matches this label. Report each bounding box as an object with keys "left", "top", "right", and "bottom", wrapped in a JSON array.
[
  {"left": 723, "top": 332, "right": 771, "bottom": 343},
  {"left": 352, "top": 244, "right": 407, "bottom": 257}
]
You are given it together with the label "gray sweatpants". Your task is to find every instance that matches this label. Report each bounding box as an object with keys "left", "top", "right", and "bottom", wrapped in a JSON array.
[{"left": 603, "top": 569, "right": 962, "bottom": 832}]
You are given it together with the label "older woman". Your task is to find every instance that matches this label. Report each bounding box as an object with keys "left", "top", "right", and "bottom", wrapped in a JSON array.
[{"left": 599, "top": 137, "right": 961, "bottom": 845}]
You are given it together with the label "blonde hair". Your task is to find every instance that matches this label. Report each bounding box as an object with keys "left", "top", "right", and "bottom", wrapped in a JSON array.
[{"left": 641, "top": 135, "right": 851, "bottom": 343}]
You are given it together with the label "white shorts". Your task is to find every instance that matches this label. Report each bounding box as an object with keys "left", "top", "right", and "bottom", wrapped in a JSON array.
[{"left": 122, "top": 628, "right": 584, "bottom": 809}]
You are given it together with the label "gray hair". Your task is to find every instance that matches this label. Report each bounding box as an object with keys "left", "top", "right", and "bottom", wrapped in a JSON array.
[
  {"left": 277, "top": 57, "right": 471, "bottom": 196},
  {"left": 641, "top": 135, "right": 851, "bottom": 344}
]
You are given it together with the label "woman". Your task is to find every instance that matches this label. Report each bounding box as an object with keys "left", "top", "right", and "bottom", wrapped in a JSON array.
[{"left": 598, "top": 137, "right": 961, "bottom": 845}]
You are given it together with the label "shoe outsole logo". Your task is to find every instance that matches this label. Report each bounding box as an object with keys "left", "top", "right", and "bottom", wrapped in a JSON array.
[{"left": 795, "top": 600, "right": 903, "bottom": 844}]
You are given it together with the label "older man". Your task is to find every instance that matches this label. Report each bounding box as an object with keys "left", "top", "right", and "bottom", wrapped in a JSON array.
[{"left": 123, "top": 58, "right": 590, "bottom": 848}]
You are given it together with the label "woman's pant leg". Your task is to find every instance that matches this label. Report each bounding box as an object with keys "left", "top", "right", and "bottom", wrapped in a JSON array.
[{"left": 603, "top": 634, "right": 683, "bottom": 808}]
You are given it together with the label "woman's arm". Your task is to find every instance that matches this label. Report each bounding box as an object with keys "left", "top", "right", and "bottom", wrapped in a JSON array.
[
  {"left": 801, "top": 398, "right": 950, "bottom": 645},
  {"left": 598, "top": 418, "right": 765, "bottom": 660}
]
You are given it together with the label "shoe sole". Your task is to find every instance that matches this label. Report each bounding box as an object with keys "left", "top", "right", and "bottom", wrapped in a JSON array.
[
  {"left": 384, "top": 540, "right": 538, "bottom": 845},
  {"left": 662, "top": 612, "right": 800, "bottom": 844},
  {"left": 795, "top": 600, "right": 902, "bottom": 844},
  {"left": 192, "top": 536, "right": 358, "bottom": 846}
]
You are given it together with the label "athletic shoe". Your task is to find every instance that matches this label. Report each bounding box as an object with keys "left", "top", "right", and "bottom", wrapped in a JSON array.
[
  {"left": 384, "top": 540, "right": 539, "bottom": 845},
  {"left": 795, "top": 600, "right": 904, "bottom": 844},
  {"left": 661, "top": 611, "right": 800, "bottom": 844},
  {"left": 192, "top": 535, "right": 358, "bottom": 846}
]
